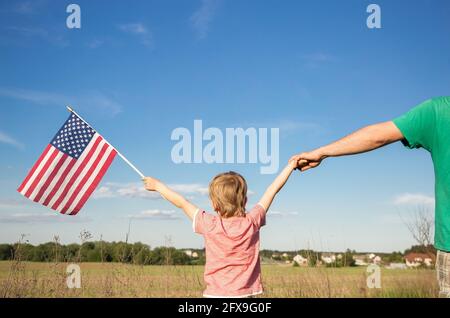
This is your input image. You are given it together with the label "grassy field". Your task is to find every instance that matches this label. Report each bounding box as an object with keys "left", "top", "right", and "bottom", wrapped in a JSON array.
[{"left": 0, "top": 261, "right": 438, "bottom": 298}]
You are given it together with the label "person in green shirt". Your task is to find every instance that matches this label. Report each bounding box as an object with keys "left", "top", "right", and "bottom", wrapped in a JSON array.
[{"left": 291, "top": 96, "right": 450, "bottom": 298}]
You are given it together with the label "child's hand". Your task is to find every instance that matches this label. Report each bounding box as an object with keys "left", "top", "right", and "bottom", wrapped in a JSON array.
[
  {"left": 288, "top": 158, "right": 308, "bottom": 171},
  {"left": 143, "top": 176, "right": 160, "bottom": 192},
  {"left": 288, "top": 158, "right": 298, "bottom": 170}
]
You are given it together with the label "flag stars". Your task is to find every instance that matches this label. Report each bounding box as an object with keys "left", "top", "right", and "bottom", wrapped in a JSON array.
[{"left": 52, "top": 115, "right": 96, "bottom": 158}]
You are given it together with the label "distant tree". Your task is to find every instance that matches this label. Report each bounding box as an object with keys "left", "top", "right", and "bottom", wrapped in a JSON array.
[
  {"left": 131, "top": 243, "right": 151, "bottom": 265},
  {"left": 114, "top": 242, "right": 133, "bottom": 263},
  {"left": 101, "top": 243, "right": 114, "bottom": 262},
  {"left": 404, "top": 244, "right": 436, "bottom": 255},
  {"left": 86, "top": 249, "right": 102, "bottom": 262},
  {"left": 341, "top": 249, "right": 356, "bottom": 267},
  {"left": 147, "top": 247, "right": 191, "bottom": 265},
  {"left": 0, "top": 244, "right": 13, "bottom": 260},
  {"left": 171, "top": 249, "right": 191, "bottom": 265},
  {"left": 402, "top": 205, "right": 435, "bottom": 256},
  {"left": 385, "top": 251, "right": 404, "bottom": 263},
  {"left": 64, "top": 243, "right": 80, "bottom": 262}
]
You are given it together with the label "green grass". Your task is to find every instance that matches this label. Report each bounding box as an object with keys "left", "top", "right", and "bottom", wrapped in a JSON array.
[{"left": 0, "top": 261, "right": 438, "bottom": 298}]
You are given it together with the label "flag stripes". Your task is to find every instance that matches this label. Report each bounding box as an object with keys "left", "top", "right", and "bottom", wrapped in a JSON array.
[
  {"left": 71, "top": 149, "right": 116, "bottom": 215},
  {"left": 17, "top": 144, "right": 52, "bottom": 194},
  {"left": 33, "top": 153, "right": 68, "bottom": 202},
  {"left": 50, "top": 135, "right": 104, "bottom": 211},
  {"left": 18, "top": 127, "right": 117, "bottom": 215}
]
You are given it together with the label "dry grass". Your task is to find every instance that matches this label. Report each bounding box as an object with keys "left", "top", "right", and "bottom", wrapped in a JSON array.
[{"left": 0, "top": 261, "right": 438, "bottom": 298}]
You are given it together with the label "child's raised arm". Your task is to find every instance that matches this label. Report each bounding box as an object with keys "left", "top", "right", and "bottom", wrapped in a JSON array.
[
  {"left": 143, "top": 177, "right": 198, "bottom": 220},
  {"left": 258, "top": 160, "right": 297, "bottom": 213}
]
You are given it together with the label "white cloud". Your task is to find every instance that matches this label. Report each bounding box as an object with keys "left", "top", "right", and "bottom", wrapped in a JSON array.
[
  {"left": 117, "top": 183, "right": 161, "bottom": 199},
  {"left": 268, "top": 120, "right": 323, "bottom": 137},
  {"left": 0, "top": 131, "right": 24, "bottom": 150},
  {"left": 268, "top": 211, "right": 300, "bottom": 218},
  {"left": 302, "top": 52, "right": 336, "bottom": 68},
  {"left": 5, "top": 26, "right": 69, "bottom": 47},
  {"left": 129, "top": 209, "right": 180, "bottom": 220},
  {"left": 93, "top": 182, "right": 160, "bottom": 199},
  {"left": 119, "top": 23, "right": 148, "bottom": 34},
  {"left": 93, "top": 182, "right": 209, "bottom": 200},
  {"left": 0, "top": 87, "right": 122, "bottom": 116},
  {"left": 91, "top": 186, "right": 115, "bottom": 199},
  {"left": 86, "top": 39, "right": 104, "bottom": 49},
  {"left": 6, "top": 26, "right": 48, "bottom": 37},
  {"left": 393, "top": 193, "right": 435, "bottom": 206},
  {"left": 190, "top": 0, "right": 220, "bottom": 39},
  {"left": 0, "top": 199, "right": 32, "bottom": 209},
  {"left": 303, "top": 52, "right": 335, "bottom": 62},
  {"left": 170, "top": 184, "right": 209, "bottom": 196},
  {"left": 278, "top": 120, "right": 321, "bottom": 134},
  {"left": 93, "top": 182, "right": 255, "bottom": 202},
  {"left": 0, "top": 212, "right": 92, "bottom": 223},
  {"left": 234, "top": 119, "right": 323, "bottom": 138},
  {"left": 12, "top": 1, "right": 46, "bottom": 14},
  {"left": 118, "top": 23, "right": 153, "bottom": 47}
]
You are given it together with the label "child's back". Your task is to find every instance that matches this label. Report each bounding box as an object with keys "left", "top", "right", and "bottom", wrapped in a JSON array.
[
  {"left": 144, "top": 162, "right": 296, "bottom": 298},
  {"left": 194, "top": 204, "right": 266, "bottom": 297}
]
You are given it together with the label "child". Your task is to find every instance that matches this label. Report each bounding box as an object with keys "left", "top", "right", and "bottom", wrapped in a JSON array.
[{"left": 143, "top": 160, "right": 297, "bottom": 297}]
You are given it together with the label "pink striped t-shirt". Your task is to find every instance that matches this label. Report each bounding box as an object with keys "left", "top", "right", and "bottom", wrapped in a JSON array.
[{"left": 193, "top": 204, "right": 266, "bottom": 298}]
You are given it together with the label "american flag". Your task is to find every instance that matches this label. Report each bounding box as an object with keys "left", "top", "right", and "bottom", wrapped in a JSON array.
[{"left": 17, "top": 112, "right": 117, "bottom": 215}]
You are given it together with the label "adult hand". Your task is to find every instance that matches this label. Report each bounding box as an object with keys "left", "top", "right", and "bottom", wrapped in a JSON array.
[{"left": 290, "top": 149, "right": 326, "bottom": 172}]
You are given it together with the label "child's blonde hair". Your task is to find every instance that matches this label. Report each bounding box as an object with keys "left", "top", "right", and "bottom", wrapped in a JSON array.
[{"left": 209, "top": 171, "right": 247, "bottom": 218}]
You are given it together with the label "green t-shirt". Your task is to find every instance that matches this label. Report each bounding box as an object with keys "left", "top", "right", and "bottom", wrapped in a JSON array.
[{"left": 393, "top": 96, "right": 450, "bottom": 252}]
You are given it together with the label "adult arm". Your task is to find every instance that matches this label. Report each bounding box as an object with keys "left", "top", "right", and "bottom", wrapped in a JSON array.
[{"left": 292, "top": 121, "right": 404, "bottom": 171}]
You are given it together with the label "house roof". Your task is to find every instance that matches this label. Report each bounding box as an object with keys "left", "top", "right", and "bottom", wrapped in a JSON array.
[{"left": 404, "top": 252, "right": 436, "bottom": 262}]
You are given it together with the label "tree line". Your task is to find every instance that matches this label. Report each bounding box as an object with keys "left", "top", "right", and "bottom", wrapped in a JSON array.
[
  {"left": 0, "top": 241, "right": 433, "bottom": 266},
  {"left": 0, "top": 241, "right": 205, "bottom": 266}
]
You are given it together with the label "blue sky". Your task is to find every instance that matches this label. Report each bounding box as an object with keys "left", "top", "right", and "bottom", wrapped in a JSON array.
[{"left": 0, "top": 0, "right": 449, "bottom": 252}]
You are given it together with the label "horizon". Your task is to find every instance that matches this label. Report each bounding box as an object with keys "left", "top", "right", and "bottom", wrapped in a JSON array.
[{"left": 0, "top": 238, "right": 420, "bottom": 255}]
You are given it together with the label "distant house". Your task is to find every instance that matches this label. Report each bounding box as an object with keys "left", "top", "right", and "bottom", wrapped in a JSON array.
[
  {"left": 353, "top": 253, "right": 381, "bottom": 266},
  {"left": 293, "top": 255, "right": 308, "bottom": 266},
  {"left": 386, "top": 263, "right": 408, "bottom": 270},
  {"left": 404, "top": 253, "right": 435, "bottom": 268},
  {"left": 282, "top": 253, "right": 289, "bottom": 259},
  {"left": 368, "top": 253, "right": 382, "bottom": 264},
  {"left": 372, "top": 255, "right": 382, "bottom": 265},
  {"left": 353, "top": 255, "right": 368, "bottom": 266},
  {"left": 184, "top": 250, "right": 199, "bottom": 258},
  {"left": 321, "top": 253, "right": 336, "bottom": 264}
]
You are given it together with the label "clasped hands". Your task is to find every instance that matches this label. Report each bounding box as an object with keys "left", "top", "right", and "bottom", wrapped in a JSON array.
[{"left": 290, "top": 149, "right": 327, "bottom": 172}]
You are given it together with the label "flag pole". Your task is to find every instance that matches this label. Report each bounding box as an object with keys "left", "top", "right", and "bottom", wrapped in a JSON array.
[{"left": 66, "top": 106, "right": 146, "bottom": 179}]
